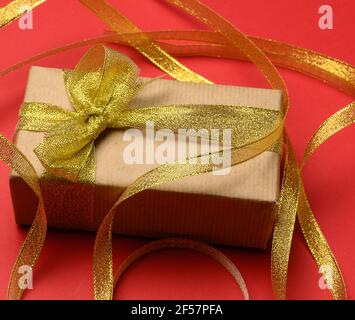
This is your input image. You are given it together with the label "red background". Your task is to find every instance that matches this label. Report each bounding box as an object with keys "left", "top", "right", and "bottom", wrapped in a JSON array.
[{"left": 0, "top": 0, "right": 354, "bottom": 300}]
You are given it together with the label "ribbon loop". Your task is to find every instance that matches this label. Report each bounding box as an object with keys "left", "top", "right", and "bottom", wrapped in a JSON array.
[{"left": 18, "top": 45, "right": 145, "bottom": 182}]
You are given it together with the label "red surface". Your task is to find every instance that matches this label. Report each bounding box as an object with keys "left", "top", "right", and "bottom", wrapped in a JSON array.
[{"left": 0, "top": 0, "right": 354, "bottom": 300}]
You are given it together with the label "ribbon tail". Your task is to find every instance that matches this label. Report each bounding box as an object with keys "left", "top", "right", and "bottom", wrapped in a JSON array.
[
  {"left": 297, "top": 184, "right": 347, "bottom": 299},
  {"left": 271, "top": 134, "right": 300, "bottom": 299},
  {"left": 7, "top": 199, "right": 47, "bottom": 299},
  {"left": 0, "top": 135, "right": 47, "bottom": 300},
  {"left": 296, "top": 103, "right": 354, "bottom": 300},
  {"left": 302, "top": 103, "right": 355, "bottom": 166},
  {"left": 93, "top": 209, "right": 114, "bottom": 300}
]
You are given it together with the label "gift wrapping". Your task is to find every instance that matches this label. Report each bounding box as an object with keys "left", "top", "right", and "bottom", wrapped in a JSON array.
[{"left": 10, "top": 66, "right": 281, "bottom": 249}]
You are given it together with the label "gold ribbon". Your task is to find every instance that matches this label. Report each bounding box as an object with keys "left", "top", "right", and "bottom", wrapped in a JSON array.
[
  {"left": 18, "top": 46, "right": 145, "bottom": 183},
  {"left": 80, "top": 0, "right": 289, "bottom": 300},
  {"left": 2, "top": 30, "right": 353, "bottom": 96},
  {"left": 79, "top": 0, "right": 211, "bottom": 84},
  {"left": 113, "top": 238, "right": 250, "bottom": 300},
  {"left": 0, "top": 136, "right": 47, "bottom": 300},
  {"left": 0, "top": 0, "right": 354, "bottom": 300},
  {"left": 16, "top": 42, "right": 280, "bottom": 301},
  {"left": 18, "top": 44, "right": 280, "bottom": 184}
]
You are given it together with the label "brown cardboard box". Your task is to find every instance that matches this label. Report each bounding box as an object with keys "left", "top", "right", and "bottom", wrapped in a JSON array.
[{"left": 10, "top": 66, "right": 281, "bottom": 249}]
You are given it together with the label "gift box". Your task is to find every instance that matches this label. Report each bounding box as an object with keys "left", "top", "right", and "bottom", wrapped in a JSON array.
[{"left": 10, "top": 64, "right": 282, "bottom": 249}]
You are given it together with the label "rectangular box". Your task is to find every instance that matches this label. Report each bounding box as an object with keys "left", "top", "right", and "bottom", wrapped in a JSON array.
[{"left": 10, "top": 66, "right": 281, "bottom": 249}]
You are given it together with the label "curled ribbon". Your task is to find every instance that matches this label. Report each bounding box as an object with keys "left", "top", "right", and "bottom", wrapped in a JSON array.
[
  {"left": 113, "top": 238, "right": 249, "bottom": 300},
  {"left": 0, "top": 0, "right": 354, "bottom": 300}
]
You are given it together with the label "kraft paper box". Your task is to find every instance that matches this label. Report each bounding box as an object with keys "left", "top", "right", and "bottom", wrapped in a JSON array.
[{"left": 10, "top": 66, "right": 281, "bottom": 249}]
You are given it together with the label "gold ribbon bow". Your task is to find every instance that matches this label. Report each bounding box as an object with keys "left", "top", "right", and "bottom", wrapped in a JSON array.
[
  {"left": 17, "top": 44, "right": 281, "bottom": 184},
  {"left": 18, "top": 46, "right": 145, "bottom": 183}
]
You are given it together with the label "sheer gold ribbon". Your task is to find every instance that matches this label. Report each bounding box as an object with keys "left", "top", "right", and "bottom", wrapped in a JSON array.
[
  {"left": 80, "top": 0, "right": 289, "bottom": 300},
  {"left": 112, "top": 238, "right": 249, "bottom": 300},
  {"left": 0, "top": 0, "right": 354, "bottom": 300},
  {"left": 17, "top": 45, "right": 280, "bottom": 183},
  {"left": 2, "top": 30, "right": 353, "bottom": 96},
  {"left": 0, "top": 137, "right": 47, "bottom": 300},
  {"left": 18, "top": 43, "right": 281, "bottom": 300}
]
